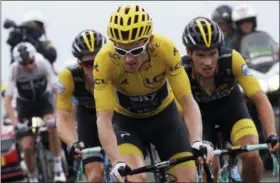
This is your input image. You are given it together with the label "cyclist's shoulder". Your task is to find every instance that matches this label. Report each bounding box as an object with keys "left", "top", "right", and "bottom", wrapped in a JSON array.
[
  {"left": 150, "top": 33, "right": 177, "bottom": 53},
  {"left": 58, "top": 67, "right": 73, "bottom": 78},
  {"left": 149, "top": 33, "right": 181, "bottom": 67},
  {"left": 94, "top": 41, "right": 121, "bottom": 72},
  {"left": 96, "top": 41, "right": 115, "bottom": 62},
  {"left": 34, "top": 52, "right": 52, "bottom": 68},
  {"left": 57, "top": 68, "right": 74, "bottom": 92},
  {"left": 219, "top": 47, "right": 233, "bottom": 58}
]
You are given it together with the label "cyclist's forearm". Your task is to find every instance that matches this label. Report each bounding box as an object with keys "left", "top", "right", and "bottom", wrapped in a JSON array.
[
  {"left": 97, "top": 118, "right": 122, "bottom": 165},
  {"left": 182, "top": 97, "right": 203, "bottom": 143},
  {"left": 56, "top": 111, "right": 77, "bottom": 146},
  {"left": 4, "top": 96, "right": 17, "bottom": 124},
  {"left": 255, "top": 96, "right": 277, "bottom": 136}
]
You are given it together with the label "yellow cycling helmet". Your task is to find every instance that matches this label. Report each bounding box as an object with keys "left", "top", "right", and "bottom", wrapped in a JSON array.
[{"left": 107, "top": 4, "right": 153, "bottom": 44}]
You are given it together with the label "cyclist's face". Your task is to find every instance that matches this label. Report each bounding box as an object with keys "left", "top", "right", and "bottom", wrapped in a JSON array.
[
  {"left": 80, "top": 54, "right": 95, "bottom": 82},
  {"left": 115, "top": 39, "right": 150, "bottom": 73},
  {"left": 189, "top": 48, "right": 219, "bottom": 78},
  {"left": 240, "top": 21, "right": 253, "bottom": 34},
  {"left": 20, "top": 57, "right": 35, "bottom": 72},
  {"left": 218, "top": 22, "right": 230, "bottom": 34}
]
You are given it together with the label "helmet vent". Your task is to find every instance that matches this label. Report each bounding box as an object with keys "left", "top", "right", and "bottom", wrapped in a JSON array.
[
  {"left": 127, "top": 17, "right": 131, "bottom": 25},
  {"left": 145, "top": 25, "right": 151, "bottom": 35},
  {"left": 134, "top": 15, "right": 139, "bottom": 24},
  {"left": 120, "top": 17, "right": 124, "bottom": 26},
  {"left": 136, "top": 5, "right": 139, "bottom": 12},
  {"left": 139, "top": 26, "right": 144, "bottom": 36},
  {"left": 142, "top": 14, "right": 146, "bottom": 21},
  {"left": 114, "top": 16, "right": 118, "bottom": 24},
  {"left": 121, "top": 30, "right": 129, "bottom": 41},
  {"left": 117, "top": 7, "right": 121, "bottom": 12},
  {"left": 114, "top": 28, "right": 120, "bottom": 40},
  {"left": 125, "top": 7, "right": 130, "bottom": 14},
  {"left": 132, "top": 28, "right": 138, "bottom": 40},
  {"left": 110, "top": 28, "right": 114, "bottom": 39}
]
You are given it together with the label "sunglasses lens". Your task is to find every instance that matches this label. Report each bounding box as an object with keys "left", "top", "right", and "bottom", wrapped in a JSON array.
[
  {"left": 130, "top": 47, "right": 144, "bottom": 56},
  {"left": 115, "top": 48, "right": 127, "bottom": 56}
]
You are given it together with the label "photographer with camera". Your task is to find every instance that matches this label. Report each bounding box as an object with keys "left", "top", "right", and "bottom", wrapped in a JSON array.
[{"left": 5, "top": 10, "right": 57, "bottom": 71}]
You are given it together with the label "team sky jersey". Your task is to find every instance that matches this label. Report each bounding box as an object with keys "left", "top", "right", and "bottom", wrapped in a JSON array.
[
  {"left": 5, "top": 53, "right": 56, "bottom": 101},
  {"left": 177, "top": 47, "right": 261, "bottom": 111},
  {"left": 56, "top": 64, "right": 95, "bottom": 112},
  {"left": 93, "top": 33, "right": 192, "bottom": 118}
]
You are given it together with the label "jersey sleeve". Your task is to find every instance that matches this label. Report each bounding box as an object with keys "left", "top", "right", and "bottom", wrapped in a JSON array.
[
  {"left": 93, "top": 48, "right": 116, "bottom": 112},
  {"left": 5, "top": 64, "right": 16, "bottom": 97},
  {"left": 163, "top": 38, "right": 192, "bottom": 100},
  {"left": 55, "top": 68, "right": 74, "bottom": 112},
  {"left": 232, "top": 50, "right": 261, "bottom": 97}
]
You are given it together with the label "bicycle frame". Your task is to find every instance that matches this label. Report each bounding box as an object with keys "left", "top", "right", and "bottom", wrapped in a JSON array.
[{"left": 29, "top": 118, "right": 52, "bottom": 182}]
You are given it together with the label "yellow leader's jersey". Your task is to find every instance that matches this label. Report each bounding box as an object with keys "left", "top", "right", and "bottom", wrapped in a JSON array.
[{"left": 93, "top": 34, "right": 192, "bottom": 118}]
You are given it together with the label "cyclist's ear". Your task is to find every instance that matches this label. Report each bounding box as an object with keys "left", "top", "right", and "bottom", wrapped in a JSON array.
[{"left": 186, "top": 48, "right": 192, "bottom": 56}]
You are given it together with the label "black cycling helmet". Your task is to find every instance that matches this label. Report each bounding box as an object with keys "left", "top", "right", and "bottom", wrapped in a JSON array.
[
  {"left": 72, "top": 29, "right": 107, "bottom": 59},
  {"left": 211, "top": 5, "right": 233, "bottom": 25},
  {"left": 182, "top": 17, "right": 224, "bottom": 50}
]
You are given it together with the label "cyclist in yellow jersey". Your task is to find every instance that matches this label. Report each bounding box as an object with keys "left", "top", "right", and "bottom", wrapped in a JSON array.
[
  {"left": 180, "top": 17, "right": 280, "bottom": 183},
  {"left": 56, "top": 30, "right": 107, "bottom": 182},
  {"left": 93, "top": 4, "right": 213, "bottom": 182}
]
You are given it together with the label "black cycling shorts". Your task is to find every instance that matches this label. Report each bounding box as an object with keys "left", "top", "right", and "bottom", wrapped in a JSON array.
[
  {"left": 113, "top": 101, "right": 192, "bottom": 161},
  {"left": 76, "top": 106, "right": 103, "bottom": 165},
  {"left": 199, "top": 88, "right": 257, "bottom": 146},
  {"left": 16, "top": 92, "right": 54, "bottom": 136}
]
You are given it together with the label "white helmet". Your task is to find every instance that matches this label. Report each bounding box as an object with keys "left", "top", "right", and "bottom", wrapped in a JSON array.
[
  {"left": 13, "top": 42, "right": 37, "bottom": 63},
  {"left": 232, "top": 4, "right": 257, "bottom": 22},
  {"left": 22, "top": 9, "right": 44, "bottom": 23}
]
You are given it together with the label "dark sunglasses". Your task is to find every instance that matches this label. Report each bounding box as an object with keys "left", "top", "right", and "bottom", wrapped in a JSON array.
[
  {"left": 114, "top": 39, "right": 149, "bottom": 57},
  {"left": 79, "top": 60, "right": 93, "bottom": 68},
  {"left": 20, "top": 58, "right": 35, "bottom": 66}
]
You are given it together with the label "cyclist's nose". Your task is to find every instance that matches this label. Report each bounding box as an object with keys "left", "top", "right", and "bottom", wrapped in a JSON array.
[
  {"left": 203, "top": 58, "right": 213, "bottom": 66},
  {"left": 125, "top": 54, "right": 136, "bottom": 63}
]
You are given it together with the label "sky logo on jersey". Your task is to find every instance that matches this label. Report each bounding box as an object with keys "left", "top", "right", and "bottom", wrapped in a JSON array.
[{"left": 241, "top": 64, "right": 253, "bottom": 76}]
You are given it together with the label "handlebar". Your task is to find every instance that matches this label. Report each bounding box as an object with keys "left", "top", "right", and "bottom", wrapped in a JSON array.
[
  {"left": 120, "top": 146, "right": 214, "bottom": 183},
  {"left": 121, "top": 154, "right": 197, "bottom": 176},
  {"left": 213, "top": 143, "right": 279, "bottom": 176}
]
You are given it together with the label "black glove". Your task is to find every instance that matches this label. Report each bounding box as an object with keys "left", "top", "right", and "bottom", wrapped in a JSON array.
[
  {"left": 68, "top": 141, "right": 84, "bottom": 160},
  {"left": 266, "top": 135, "right": 280, "bottom": 149}
]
